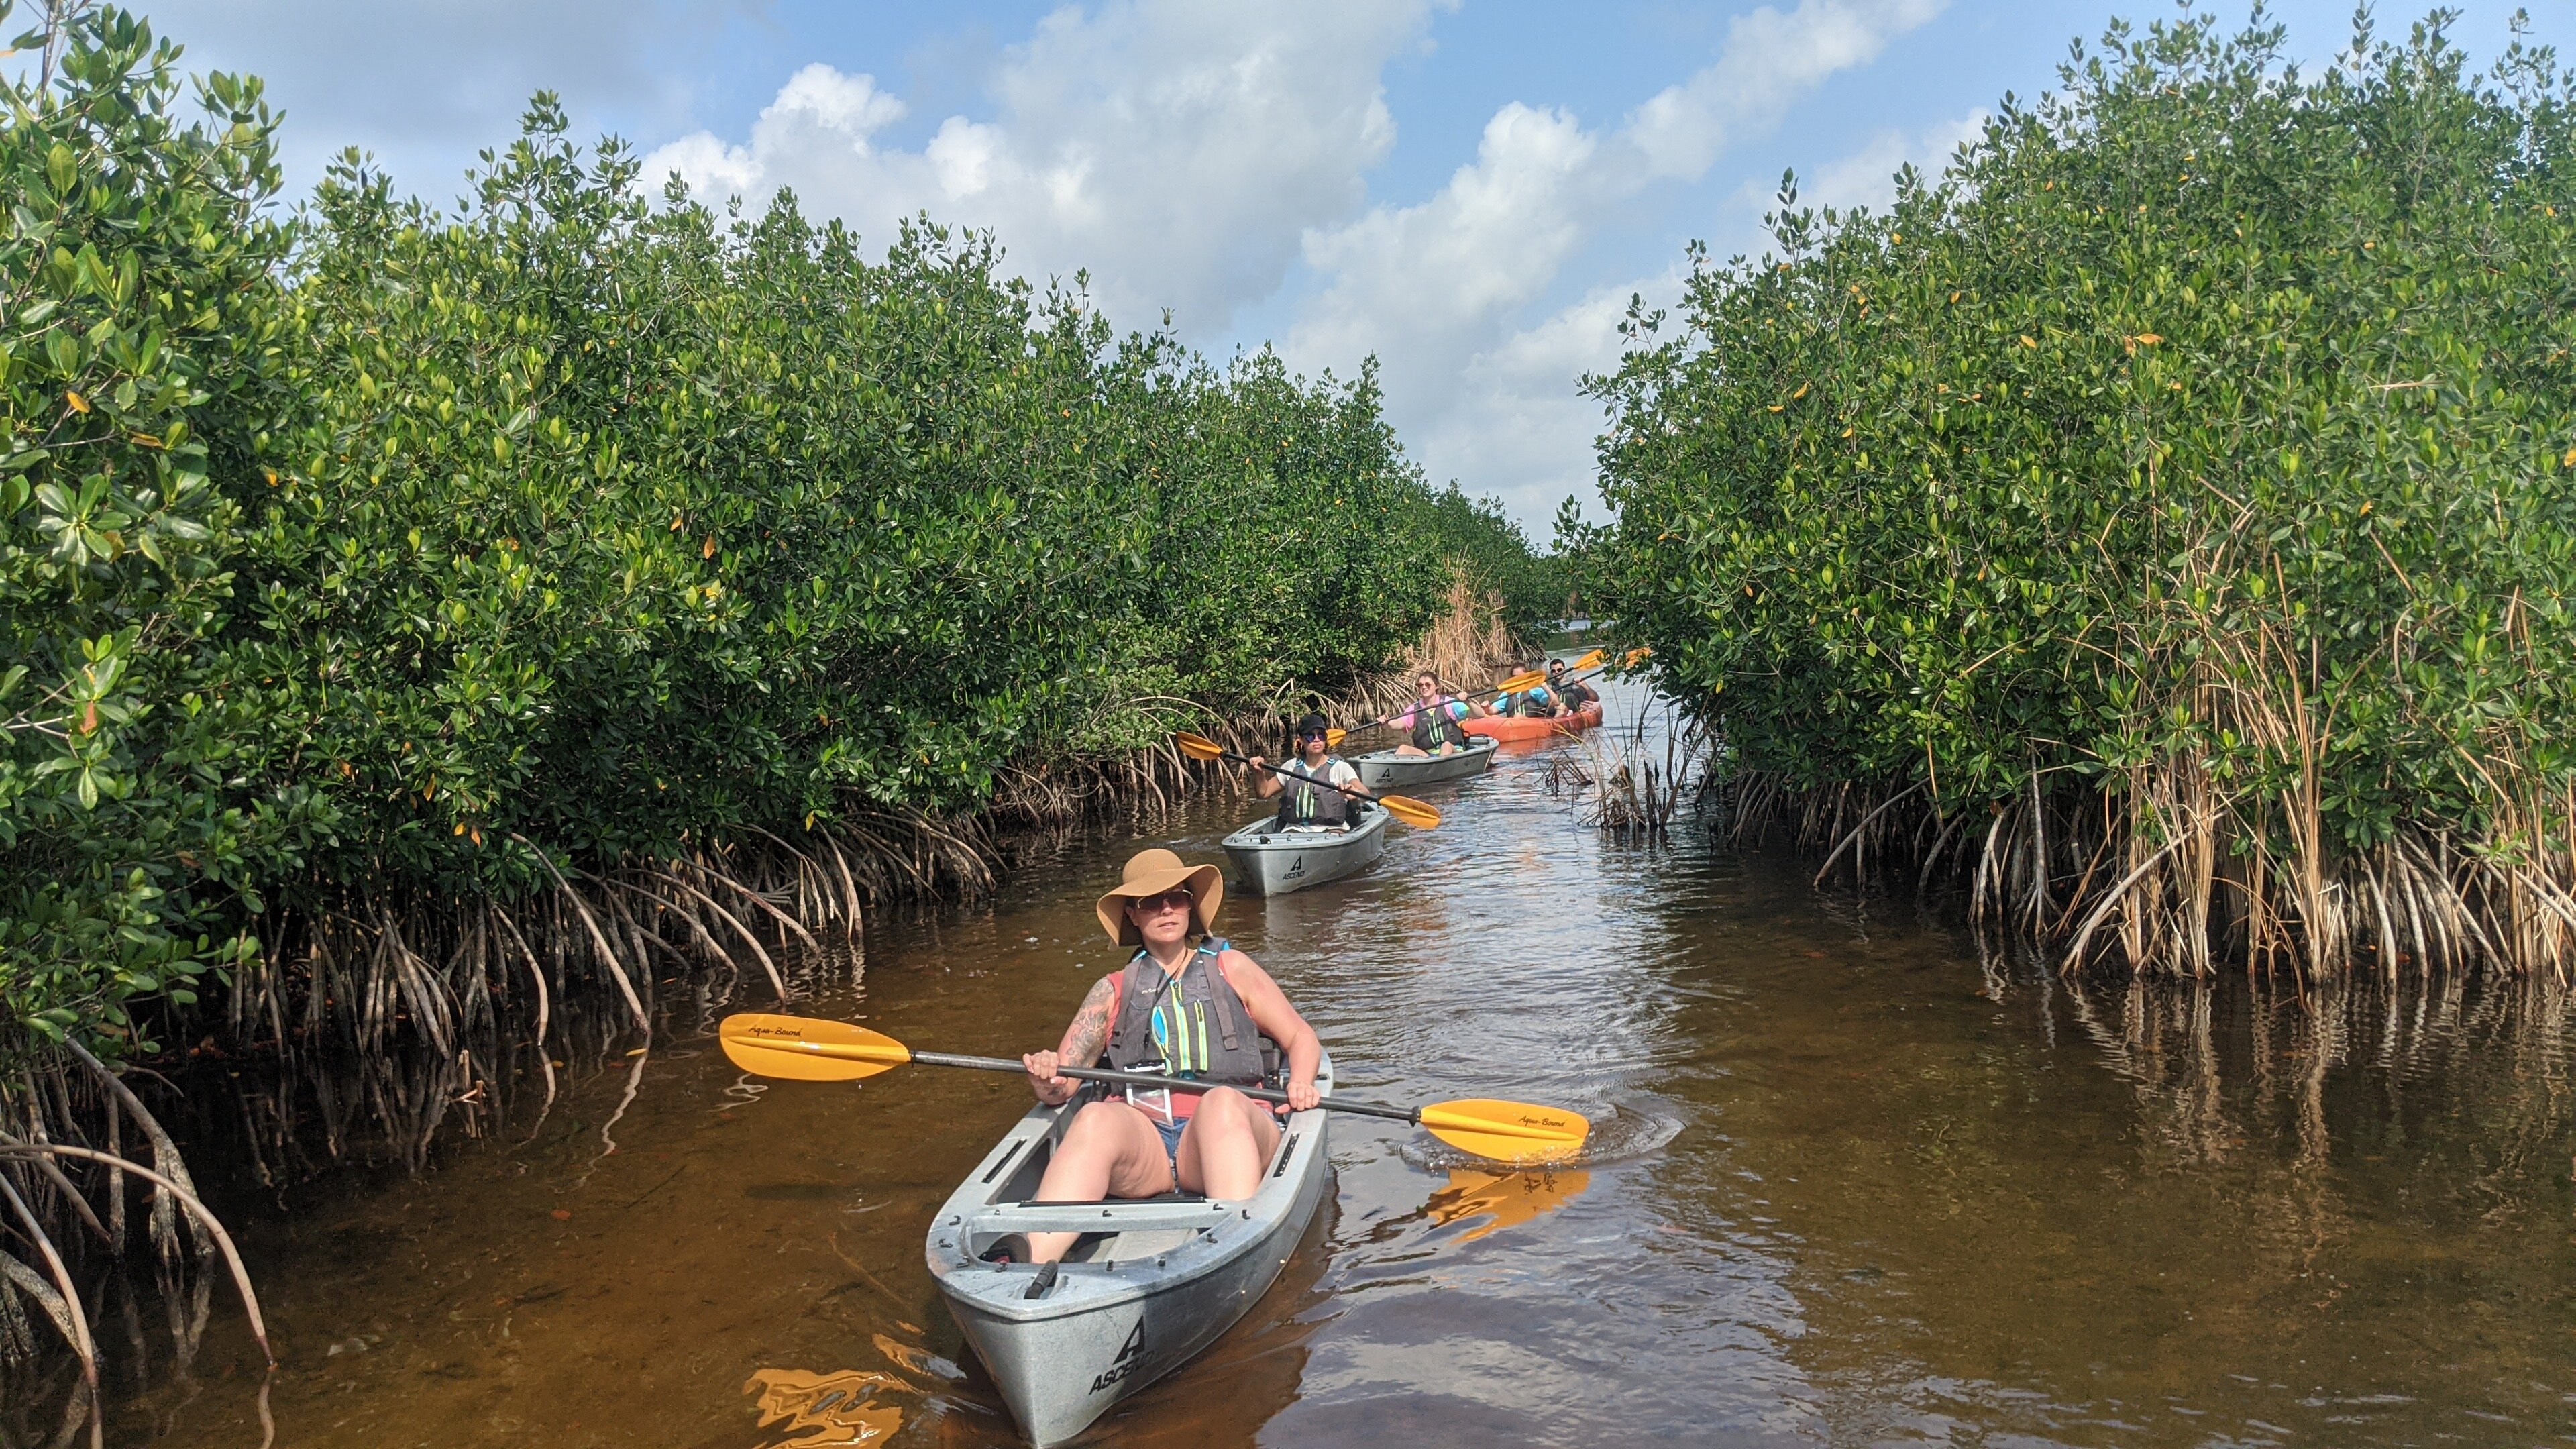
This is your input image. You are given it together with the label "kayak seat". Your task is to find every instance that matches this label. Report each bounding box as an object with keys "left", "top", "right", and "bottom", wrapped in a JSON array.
[
  {"left": 1002, "top": 1191, "right": 1205, "bottom": 1208},
  {"left": 972, "top": 1229, "right": 1137, "bottom": 1265}
]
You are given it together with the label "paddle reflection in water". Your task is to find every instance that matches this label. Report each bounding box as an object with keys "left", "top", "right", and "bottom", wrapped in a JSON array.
[
  {"left": 1422, "top": 1167, "right": 1589, "bottom": 1244},
  {"left": 744, "top": 1367, "right": 904, "bottom": 1447}
]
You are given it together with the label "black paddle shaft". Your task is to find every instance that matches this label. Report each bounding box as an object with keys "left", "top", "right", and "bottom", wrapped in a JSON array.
[
  {"left": 1202, "top": 745, "right": 1379, "bottom": 806},
  {"left": 912, "top": 1050, "right": 1420, "bottom": 1125}
]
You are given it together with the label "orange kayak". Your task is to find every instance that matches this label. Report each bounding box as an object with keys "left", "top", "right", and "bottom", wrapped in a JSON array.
[{"left": 1462, "top": 704, "right": 1603, "bottom": 741}]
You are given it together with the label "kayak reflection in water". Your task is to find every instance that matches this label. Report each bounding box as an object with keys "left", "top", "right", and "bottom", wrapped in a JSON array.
[
  {"left": 1246, "top": 712, "right": 1374, "bottom": 830},
  {"left": 1016, "top": 849, "right": 1324, "bottom": 1264},
  {"left": 1392, "top": 670, "right": 1484, "bottom": 757}
]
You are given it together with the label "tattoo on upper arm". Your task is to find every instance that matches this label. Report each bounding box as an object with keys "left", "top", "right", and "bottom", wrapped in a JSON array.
[{"left": 1060, "top": 975, "right": 1116, "bottom": 1065}]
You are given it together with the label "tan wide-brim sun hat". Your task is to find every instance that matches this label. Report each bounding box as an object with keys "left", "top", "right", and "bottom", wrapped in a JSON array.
[{"left": 1095, "top": 847, "right": 1224, "bottom": 947}]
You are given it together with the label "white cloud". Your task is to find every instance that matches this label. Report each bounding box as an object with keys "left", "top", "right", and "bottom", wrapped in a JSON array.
[
  {"left": 1623, "top": 0, "right": 1949, "bottom": 180},
  {"left": 1288, "top": 0, "right": 1948, "bottom": 526},
  {"left": 645, "top": 0, "right": 1433, "bottom": 335},
  {"left": 1290, "top": 102, "right": 1600, "bottom": 379},
  {"left": 1421, "top": 277, "right": 1666, "bottom": 536},
  {"left": 1807, "top": 108, "right": 1989, "bottom": 213}
]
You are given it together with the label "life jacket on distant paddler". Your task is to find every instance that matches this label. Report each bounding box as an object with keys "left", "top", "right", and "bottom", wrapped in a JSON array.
[
  {"left": 1513, "top": 684, "right": 1557, "bottom": 718},
  {"left": 1104, "top": 937, "right": 1275, "bottom": 1092},
  {"left": 1273, "top": 756, "right": 1352, "bottom": 829},
  {"left": 1409, "top": 698, "right": 1466, "bottom": 752}
]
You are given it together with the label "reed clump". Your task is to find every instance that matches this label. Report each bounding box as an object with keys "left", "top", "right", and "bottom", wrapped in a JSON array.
[
  {"left": 1578, "top": 706, "right": 1709, "bottom": 840},
  {"left": 1589, "top": 8, "right": 2576, "bottom": 982}
]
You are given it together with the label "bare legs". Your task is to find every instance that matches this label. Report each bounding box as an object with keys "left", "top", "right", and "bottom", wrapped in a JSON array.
[
  {"left": 1025, "top": 1090, "right": 1283, "bottom": 1263},
  {"left": 1175, "top": 1088, "right": 1281, "bottom": 1199},
  {"left": 1026, "top": 1102, "right": 1171, "bottom": 1263}
]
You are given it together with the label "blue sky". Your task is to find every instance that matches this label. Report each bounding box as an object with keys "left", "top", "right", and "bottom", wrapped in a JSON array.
[{"left": 133, "top": 1, "right": 2573, "bottom": 533}]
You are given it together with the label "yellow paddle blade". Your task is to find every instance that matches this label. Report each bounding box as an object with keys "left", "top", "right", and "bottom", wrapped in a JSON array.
[
  {"left": 1173, "top": 730, "right": 1226, "bottom": 762},
  {"left": 1621, "top": 646, "right": 1653, "bottom": 668},
  {"left": 1417, "top": 1098, "right": 1590, "bottom": 1165},
  {"left": 1494, "top": 667, "right": 1546, "bottom": 695},
  {"left": 1324, "top": 727, "right": 1348, "bottom": 747},
  {"left": 1566, "top": 648, "right": 1605, "bottom": 670},
  {"left": 720, "top": 1013, "right": 913, "bottom": 1082},
  {"left": 1376, "top": 793, "right": 1442, "bottom": 829}
]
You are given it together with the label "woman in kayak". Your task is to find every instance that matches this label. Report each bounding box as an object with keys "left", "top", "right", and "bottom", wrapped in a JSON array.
[
  {"left": 1018, "top": 849, "right": 1324, "bottom": 1263},
  {"left": 1246, "top": 712, "right": 1374, "bottom": 828},
  {"left": 1393, "top": 671, "right": 1483, "bottom": 756}
]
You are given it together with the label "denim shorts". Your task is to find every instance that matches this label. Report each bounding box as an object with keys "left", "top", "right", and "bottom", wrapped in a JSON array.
[{"left": 1153, "top": 1116, "right": 1186, "bottom": 1163}]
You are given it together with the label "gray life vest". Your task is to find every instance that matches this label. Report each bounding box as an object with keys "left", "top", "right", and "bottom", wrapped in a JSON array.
[
  {"left": 1515, "top": 684, "right": 1557, "bottom": 717},
  {"left": 1274, "top": 755, "right": 1351, "bottom": 828},
  {"left": 1105, "top": 938, "right": 1272, "bottom": 1089},
  {"left": 1409, "top": 699, "right": 1464, "bottom": 751}
]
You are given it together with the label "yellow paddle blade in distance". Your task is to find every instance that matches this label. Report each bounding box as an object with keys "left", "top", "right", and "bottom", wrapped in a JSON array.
[
  {"left": 1172, "top": 730, "right": 1226, "bottom": 761},
  {"left": 1324, "top": 727, "right": 1347, "bottom": 748},
  {"left": 1621, "top": 646, "right": 1653, "bottom": 668},
  {"left": 1417, "top": 1099, "right": 1591, "bottom": 1165},
  {"left": 1493, "top": 667, "right": 1546, "bottom": 695},
  {"left": 1375, "top": 793, "right": 1441, "bottom": 829},
  {"left": 720, "top": 1013, "right": 913, "bottom": 1082},
  {"left": 1567, "top": 648, "right": 1605, "bottom": 670}
]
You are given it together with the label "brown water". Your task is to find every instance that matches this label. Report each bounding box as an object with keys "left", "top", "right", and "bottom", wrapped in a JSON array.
[{"left": 112, "top": 684, "right": 2576, "bottom": 1447}]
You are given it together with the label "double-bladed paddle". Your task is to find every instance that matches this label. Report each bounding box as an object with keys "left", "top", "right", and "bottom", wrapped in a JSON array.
[
  {"left": 1322, "top": 649, "right": 1607, "bottom": 748},
  {"left": 719, "top": 1014, "right": 1591, "bottom": 1165},
  {"left": 1171, "top": 731, "right": 1442, "bottom": 829},
  {"left": 1548, "top": 645, "right": 1654, "bottom": 696}
]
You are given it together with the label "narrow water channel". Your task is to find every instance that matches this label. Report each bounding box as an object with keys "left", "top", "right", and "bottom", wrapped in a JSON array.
[{"left": 122, "top": 680, "right": 2576, "bottom": 1447}]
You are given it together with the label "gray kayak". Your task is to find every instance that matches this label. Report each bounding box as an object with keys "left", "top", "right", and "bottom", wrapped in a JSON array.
[
  {"left": 1350, "top": 736, "right": 1499, "bottom": 790},
  {"left": 1220, "top": 804, "right": 1389, "bottom": 897},
  {"left": 926, "top": 1055, "right": 1336, "bottom": 1446}
]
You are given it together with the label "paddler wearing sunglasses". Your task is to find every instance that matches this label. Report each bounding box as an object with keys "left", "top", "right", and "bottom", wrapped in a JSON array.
[
  {"left": 1393, "top": 670, "right": 1485, "bottom": 757},
  {"left": 1244, "top": 712, "right": 1374, "bottom": 830},
  {"left": 1014, "top": 849, "right": 1324, "bottom": 1265}
]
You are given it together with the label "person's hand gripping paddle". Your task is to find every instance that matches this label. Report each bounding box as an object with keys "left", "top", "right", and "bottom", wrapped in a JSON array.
[
  {"left": 720, "top": 1014, "right": 1591, "bottom": 1164},
  {"left": 1171, "top": 732, "right": 1441, "bottom": 828}
]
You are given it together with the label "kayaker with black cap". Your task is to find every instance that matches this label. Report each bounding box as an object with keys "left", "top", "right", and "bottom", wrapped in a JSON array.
[
  {"left": 1245, "top": 712, "right": 1374, "bottom": 828},
  {"left": 1393, "top": 670, "right": 1483, "bottom": 757},
  {"left": 1015, "top": 849, "right": 1324, "bottom": 1265}
]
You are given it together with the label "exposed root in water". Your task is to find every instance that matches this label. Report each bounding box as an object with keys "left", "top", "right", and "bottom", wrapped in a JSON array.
[
  {"left": 1985, "top": 957, "right": 2576, "bottom": 1183},
  {"left": 0, "top": 1042, "right": 276, "bottom": 1449},
  {"left": 1724, "top": 750, "right": 2576, "bottom": 985}
]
